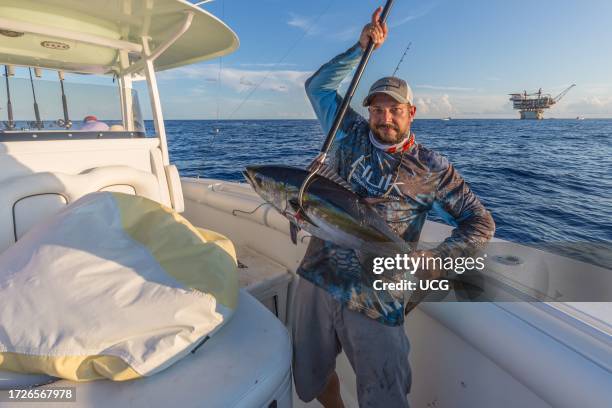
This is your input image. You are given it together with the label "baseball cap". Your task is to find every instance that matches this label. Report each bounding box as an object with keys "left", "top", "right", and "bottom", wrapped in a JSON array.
[
  {"left": 362, "top": 77, "right": 413, "bottom": 107},
  {"left": 83, "top": 115, "right": 97, "bottom": 122}
]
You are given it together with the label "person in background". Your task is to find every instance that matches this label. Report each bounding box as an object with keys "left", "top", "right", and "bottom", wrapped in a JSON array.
[{"left": 81, "top": 115, "right": 109, "bottom": 131}]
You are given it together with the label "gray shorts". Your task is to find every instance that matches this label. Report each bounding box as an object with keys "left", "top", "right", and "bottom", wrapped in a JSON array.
[{"left": 291, "top": 278, "right": 411, "bottom": 407}]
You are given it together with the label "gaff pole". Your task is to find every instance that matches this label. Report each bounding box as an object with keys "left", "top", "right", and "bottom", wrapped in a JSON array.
[{"left": 297, "top": 0, "right": 396, "bottom": 207}]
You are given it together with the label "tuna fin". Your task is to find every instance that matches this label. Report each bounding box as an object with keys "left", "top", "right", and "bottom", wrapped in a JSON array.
[
  {"left": 289, "top": 222, "right": 299, "bottom": 245},
  {"left": 288, "top": 197, "right": 299, "bottom": 210},
  {"left": 313, "top": 164, "right": 353, "bottom": 191},
  {"left": 288, "top": 198, "right": 317, "bottom": 227}
]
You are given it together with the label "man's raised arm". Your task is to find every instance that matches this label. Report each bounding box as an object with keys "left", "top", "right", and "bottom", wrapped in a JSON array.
[{"left": 305, "top": 7, "right": 387, "bottom": 139}]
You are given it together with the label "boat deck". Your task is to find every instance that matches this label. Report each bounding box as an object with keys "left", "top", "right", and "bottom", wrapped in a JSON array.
[
  {"left": 234, "top": 245, "right": 358, "bottom": 408},
  {"left": 236, "top": 244, "right": 294, "bottom": 323}
]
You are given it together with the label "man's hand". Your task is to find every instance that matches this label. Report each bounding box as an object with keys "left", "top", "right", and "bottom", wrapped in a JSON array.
[{"left": 359, "top": 7, "right": 388, "bottom": 50}]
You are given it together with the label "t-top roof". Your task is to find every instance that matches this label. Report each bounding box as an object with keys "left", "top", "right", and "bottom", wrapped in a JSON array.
[{"left": 0, "top": 0, "right": 239, "bottom": 75}]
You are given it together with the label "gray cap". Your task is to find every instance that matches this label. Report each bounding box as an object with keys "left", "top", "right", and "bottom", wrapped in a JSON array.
[{"left": 362, "top": 76, "right": 414, "bottom": 107}]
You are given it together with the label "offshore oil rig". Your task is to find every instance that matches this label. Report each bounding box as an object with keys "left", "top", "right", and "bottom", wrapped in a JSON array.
[{"left": 509, "top": 84, "right": 575, "bottom": 119}]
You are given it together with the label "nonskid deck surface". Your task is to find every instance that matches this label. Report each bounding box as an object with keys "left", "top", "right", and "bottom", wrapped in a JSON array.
[
  {"left": 235, "top": 244, "right": 294, "bottom": 323},
  {"left": 236, "top": 244, "right": 291, "bottom": 292}
]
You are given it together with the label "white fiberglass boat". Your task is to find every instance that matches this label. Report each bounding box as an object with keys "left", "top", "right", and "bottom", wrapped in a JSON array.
[{"left": 0, "top": 1, "right": 610, "bottom": 407}]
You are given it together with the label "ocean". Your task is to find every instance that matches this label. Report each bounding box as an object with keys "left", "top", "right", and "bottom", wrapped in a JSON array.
[{"left": 155, "top": 119, "right": 612, "bottom": 267}]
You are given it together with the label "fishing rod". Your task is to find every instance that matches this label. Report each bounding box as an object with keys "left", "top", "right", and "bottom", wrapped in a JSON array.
[
  {"left": 56, "top": 70, "right": 72, "bottom": 129},
  {"left": 28, "top": 67, "right": 43, "bottom": 129},
  {"left": 392, "top": 41, "right": 411, "bottom": 77},
  {"left": 297, "top": 0, "right": 396, "bottom": 207},
  {"left": 3, "top": 65, "right": 15, "bottom": 130}
]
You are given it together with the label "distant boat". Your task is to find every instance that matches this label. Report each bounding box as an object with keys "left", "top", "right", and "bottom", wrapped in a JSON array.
[
  {"left": 576, "top": 116, "right": 585, "bottom": 120},
  {"left": 441, "top": 117, "right": 451, "bottom": 121}
]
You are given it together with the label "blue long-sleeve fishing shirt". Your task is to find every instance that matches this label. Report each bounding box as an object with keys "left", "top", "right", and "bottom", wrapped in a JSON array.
[{"left": 297, "top": 43, "right": 495, "bottom": 326}]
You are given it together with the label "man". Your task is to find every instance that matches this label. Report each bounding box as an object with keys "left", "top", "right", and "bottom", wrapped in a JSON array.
[{"left": 291, "top": 7, "right": 495, "bottom": 408}]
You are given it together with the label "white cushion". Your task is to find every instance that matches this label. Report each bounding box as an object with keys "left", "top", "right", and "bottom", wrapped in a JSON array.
[{"left": 0, "top": 166, "right": 162, "bottom": 253}]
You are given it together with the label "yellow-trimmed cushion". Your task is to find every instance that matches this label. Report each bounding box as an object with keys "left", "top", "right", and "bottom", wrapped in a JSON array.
[{"left": 0, "top": 192, "right": 238, "bottom": 381}]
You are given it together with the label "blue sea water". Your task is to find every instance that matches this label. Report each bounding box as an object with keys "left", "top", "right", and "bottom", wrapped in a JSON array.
[{"left": 155, "top": 119, "right": 612, "bottom": 266}]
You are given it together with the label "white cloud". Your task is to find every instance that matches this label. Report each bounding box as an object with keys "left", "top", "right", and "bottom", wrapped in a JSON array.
[
  {"left": 389, "top": 3, "right": 438, "bottom": 28},
  {"left": 287, "top": 12, "right": 359, "bottom": 42},
  {"left": 287, "top": 13, "right": 310, "bottom": 30},
  {"left": 189, "top": 86, "right": 207, "bottom": 96},
  {"left": 238, "top": 62, "right": 298, "bottom": 67},
  {"left": 440, "top": 94, "right": 453, "bottom": 112},
  {"left": 564, "top": 96, "right": 612, "bottom": 115},
  {"left": 332, "top": 26, "right": 360, "bottom": 42},
  {"left": 159, "top": 65, "right": 313, "bottom": 94},
  {"left": 415, "top": 94, "right": 455, "bottom": 116},
  {"left": 412, "top": 94, "right": 519, "bottom": 118},
  {"left": 287, "top": 13, "right": 320, "bottom": 35},
  {"left": 578, "top": 82, "right": 612, "bottom": 94},
  {"left": 389, "top": 14, "right": 420, "bottom": 28},
  {"left": 415, "top": 84, "right": 475, "bottom": 92}
]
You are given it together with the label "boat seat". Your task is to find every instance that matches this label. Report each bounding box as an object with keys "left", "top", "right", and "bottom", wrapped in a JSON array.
[
  {"left": 0, "top": 290, "right": 293, "bottom": 407},
  {"left": 0, "top": 165, "right": 164, "bottom": 253}
]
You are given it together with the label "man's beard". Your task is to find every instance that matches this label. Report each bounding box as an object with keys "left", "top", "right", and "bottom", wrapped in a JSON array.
[{"left": 371, "top": 124, "right": 410, "bottom": 144}]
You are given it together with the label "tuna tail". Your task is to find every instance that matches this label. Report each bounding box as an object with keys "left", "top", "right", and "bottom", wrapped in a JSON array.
[{"left": 242, "top": 168, "right": 257, "bottom": 190}]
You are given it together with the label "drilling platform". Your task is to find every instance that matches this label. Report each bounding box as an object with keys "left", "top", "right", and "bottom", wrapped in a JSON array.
[{"left": 509, "top": 84, "right": 575, "bottom": 119}]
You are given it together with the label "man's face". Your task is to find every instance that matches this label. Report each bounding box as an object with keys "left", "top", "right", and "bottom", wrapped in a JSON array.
[{"left": 368, "top": 93, "right": 416, "bottom": 143}]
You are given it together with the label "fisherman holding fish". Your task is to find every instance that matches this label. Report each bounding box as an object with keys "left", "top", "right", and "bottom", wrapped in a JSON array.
[{"left": 291, "top": 7, "right": 495, "bottom": 408}]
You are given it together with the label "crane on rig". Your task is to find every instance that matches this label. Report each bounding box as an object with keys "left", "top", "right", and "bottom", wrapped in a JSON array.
[{"left": 509, "top": 84, "right": 575, "bottom": 119}]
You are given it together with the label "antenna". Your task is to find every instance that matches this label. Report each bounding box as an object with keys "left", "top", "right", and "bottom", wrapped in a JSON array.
[
  {"left": 3, "top": 65, "right": 15, "bottom": 130},
  {"left": 215, "top": 0, "right": 225, "bottom": 134},
  {"left": 392, "top": 42, "right": 411, "bottom": 77},
  {"left": 29, "top": 67, "right": 43, "bottom": 129},
  {"left": 57, "top": 71, "right": 72, "bottom": 129}
]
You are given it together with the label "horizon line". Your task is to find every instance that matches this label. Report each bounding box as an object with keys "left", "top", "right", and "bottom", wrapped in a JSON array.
[{"left": 155, "top": 117, "right": 612, "bottom": 121}]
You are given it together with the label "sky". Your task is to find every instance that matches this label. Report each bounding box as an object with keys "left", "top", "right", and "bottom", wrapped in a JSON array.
[
  {"left": 4, "top": 0, "right": 612, "bottom": 120},
  {"left": 151, "top": 0, "right": 612, "bottom": 119}
]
